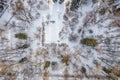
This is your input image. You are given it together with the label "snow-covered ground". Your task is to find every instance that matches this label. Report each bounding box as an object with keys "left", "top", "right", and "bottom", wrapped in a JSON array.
[{"left": 0, "top": 0, "right": 120, "bottom": 80}]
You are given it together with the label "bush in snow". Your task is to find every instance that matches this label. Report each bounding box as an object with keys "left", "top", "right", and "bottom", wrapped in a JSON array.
[
  {"left": 89, "top": 29, "right": 93, "bottom": 33},
  {"left": 102, "top": 67, "right": 111, "bottom": 74},
  {"left": 108, "top": 0, "right": 114, "bottom": 5},
  {"left": 44, "top": 61, "right": 51, "bottom": 69},
  {"left": 19, "top": 57, "right": 27, "bottom": 63},
  {"left": 61, "top": 55, "right": 70, "bottom": 66},
  {"left": 113, "top": 4, "right": 120, "bottom": 16},
  {"left": 70, "top": 0, "right": 81, "bottom": 11},
  {"left": 80, "top": 38, "right": 98, "bottom": 47},
  {"left": 81, "top": 66, "right": 86, "bottom": 73},
  {"left": 15, "top": 33, "right": 27, "bottom": 40},
  {"left": 99, "top": 8, "right": 106, "bottom": 15},
  {"left": 111, "top": 66, "right": 120, "bottom": 77}
]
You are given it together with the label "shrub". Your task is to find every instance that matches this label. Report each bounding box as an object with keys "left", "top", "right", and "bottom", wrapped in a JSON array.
[
  {"left": 61, "top": 55, "right": 70, "bottom": 66},
  {"left": 81, "top": 38, "right": 98, "bottom": 47},
  {"left": 108, "top": 0, "right": 114, "bottom": 5},
  {"left": 113, "top": 5, "right": 120, "bottom": 16},
  {"left": 70, "top": 0, "right": 81, "bottom": 11},
  {"left": 89, "top": 29, "right": 93, "bottom": 33},
  {"left": 102, "top": 67, "right": 111, "bottom": 74},
  {"left": 19, "top": 57, "right": 27, "bottom": 63},
  {"left": 111, "top": 67, "right": 120, "bottom": 77},
  {"left": 81, "top": 66, "right": 86, "bottom": 73},
  {"left": 15, "top": 33, "right": 27, "bottom": 40},
  {"left": 44, "top": 61, "right": 50, "bottom": 69},
  {"left": 99, "top": 8, "right": 106, "bottom": 15}
]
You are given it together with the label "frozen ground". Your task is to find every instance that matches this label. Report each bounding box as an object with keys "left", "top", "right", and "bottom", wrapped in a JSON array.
[{"left": 0, "top": 0, "right": 120, "bottom": 80}]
